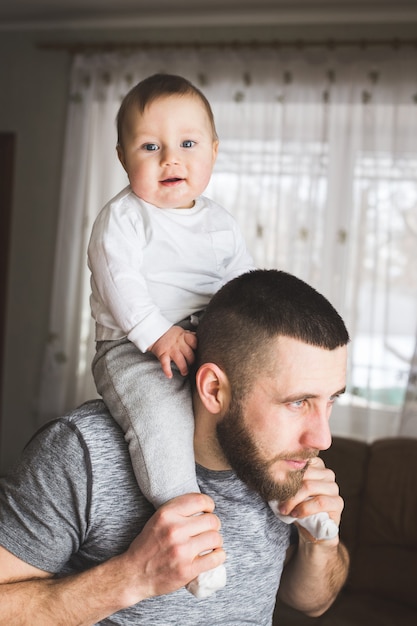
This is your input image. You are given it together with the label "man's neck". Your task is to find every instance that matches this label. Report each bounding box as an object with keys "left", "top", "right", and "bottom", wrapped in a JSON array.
[
  {"left": 193, "top": 412, "right": 231, "bottom": 471},
  {"left": 194, "top": 436, "right": 231, "bottom": 471}
]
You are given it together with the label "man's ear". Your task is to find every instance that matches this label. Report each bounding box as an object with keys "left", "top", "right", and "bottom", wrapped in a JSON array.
[
  {"left": 195, "top": 363, "right": 231, "bottom": 416},
  {"left": 116, "top": 144, "right": 127, "bottom": 172}
]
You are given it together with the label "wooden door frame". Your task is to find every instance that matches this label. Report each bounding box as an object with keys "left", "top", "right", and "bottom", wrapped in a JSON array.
[{"left": 0, "top": 132, "right": 15, "bottom": 440}]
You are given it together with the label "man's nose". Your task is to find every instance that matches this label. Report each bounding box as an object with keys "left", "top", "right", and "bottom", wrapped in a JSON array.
[{"left": 302, "top": 406, "right": 332, "bottom": 451}]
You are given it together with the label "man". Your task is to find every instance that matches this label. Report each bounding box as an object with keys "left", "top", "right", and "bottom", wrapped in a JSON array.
[{"left": 0, "top": 270, "right": 349, "bottom": 624}]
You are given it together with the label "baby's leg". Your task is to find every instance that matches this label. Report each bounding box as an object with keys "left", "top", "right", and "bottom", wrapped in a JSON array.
[
  {"left": 92, "top": 337, "right": 200, "bottom": 507},
  {"left": 93, "top": 338, "right": 226, "bottom": 598}
]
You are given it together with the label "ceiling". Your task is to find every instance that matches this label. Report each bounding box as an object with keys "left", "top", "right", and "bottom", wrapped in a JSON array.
[{"left": 2, "top": 0, "right": 417, "bottom": 30}]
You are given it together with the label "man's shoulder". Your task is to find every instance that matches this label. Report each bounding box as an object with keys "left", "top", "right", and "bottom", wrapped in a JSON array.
[
  {"left": 59, "top": 398, "right": 113, "bottom": 425},
  {"left": 36, "top": 400, "right": 125, "bottom": 454},
  {"left": 30, "top": 400, "right": 135, "bottom": 496}
]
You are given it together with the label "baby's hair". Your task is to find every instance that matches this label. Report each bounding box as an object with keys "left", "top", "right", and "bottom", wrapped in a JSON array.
[{"left": 117, "top": 73, "right": 218, "bottom": 147}]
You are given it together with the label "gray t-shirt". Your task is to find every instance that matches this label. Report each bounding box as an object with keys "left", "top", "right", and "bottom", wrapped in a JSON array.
[{"left": 0, "top": 400, "right": 291, "bottom": 625}]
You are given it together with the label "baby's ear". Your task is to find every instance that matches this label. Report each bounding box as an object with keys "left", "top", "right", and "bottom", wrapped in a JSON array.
[
  {"left": 116, "top": 144, "right": 127, "bottom": 171},
  {"left": 212, "top": 140, "right": 219, "bottom": 163},
  {"left": 195, "top": 363, "right": 231, "bottom": 416}
]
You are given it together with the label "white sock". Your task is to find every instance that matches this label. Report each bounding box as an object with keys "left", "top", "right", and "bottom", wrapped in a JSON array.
[
  {"left": 269, "top": 500, "right": 339, "bottom": 540},
  {"left": 186, "top": 563, "right": 227, "bottom": 600}
]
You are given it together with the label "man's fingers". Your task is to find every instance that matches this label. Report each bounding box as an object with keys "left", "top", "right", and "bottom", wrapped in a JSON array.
[
  {"left": 191, "top": 528, "right": 224, "bottom": 557},
  {"left": 160, "top": 493, "right": 216, "bottom": 518},
  {"left": 156, "top": 496, "right": 225, "bottom": 579},
  {"left": 279, "top": 459, "right": 340, "bottom": 519}
]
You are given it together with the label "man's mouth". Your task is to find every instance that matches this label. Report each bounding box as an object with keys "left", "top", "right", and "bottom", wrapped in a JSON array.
[{"left": 285, "top": 459, "right": 309, "bottom": 471}]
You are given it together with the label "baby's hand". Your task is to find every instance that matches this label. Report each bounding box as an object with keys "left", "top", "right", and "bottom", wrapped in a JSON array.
[{"left": 150, "top": 325, "right": 197, "bottom": 378}]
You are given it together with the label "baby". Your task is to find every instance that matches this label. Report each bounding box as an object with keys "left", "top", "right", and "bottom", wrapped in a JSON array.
[{"left": 88, "top": 73, "right": 255, "bottom": 598}]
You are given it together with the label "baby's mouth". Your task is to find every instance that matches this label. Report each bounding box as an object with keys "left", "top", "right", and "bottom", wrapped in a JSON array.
[{"left": 161, "top": 177, "right": 183, "bottom": 184}]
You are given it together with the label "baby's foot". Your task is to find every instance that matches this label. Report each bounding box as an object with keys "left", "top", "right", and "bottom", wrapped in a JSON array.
[
  {"left": 186, "top": 563, "right": 227, "bottom": 600},
  {"left": 269, "top": 500, "right": 339, "bottom": 540}
]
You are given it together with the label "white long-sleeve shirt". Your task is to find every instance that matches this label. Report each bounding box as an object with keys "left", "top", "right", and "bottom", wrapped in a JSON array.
[{"left": 88, "top": 186, "right": 255, "bottom": 352}]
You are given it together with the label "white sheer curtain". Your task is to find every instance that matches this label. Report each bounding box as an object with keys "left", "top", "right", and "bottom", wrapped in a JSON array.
[
  {"left": 399, "top": 334, "right": 417, "bottom": 436},
  {"left": 37, "top": 45, "right": 417, "bottom": 441}
]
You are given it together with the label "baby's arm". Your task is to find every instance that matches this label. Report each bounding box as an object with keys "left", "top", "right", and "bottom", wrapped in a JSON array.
[{"left": 149, "top": 326, "right": 197, "bottom": 378}]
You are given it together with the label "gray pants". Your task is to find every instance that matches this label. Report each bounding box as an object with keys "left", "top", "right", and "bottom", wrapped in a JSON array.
[{"left": 92, "top": 335, "right": 200, "bottom": 508}]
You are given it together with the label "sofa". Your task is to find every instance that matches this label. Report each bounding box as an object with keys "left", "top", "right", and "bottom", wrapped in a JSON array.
[{"left": 273, "top": 436, "right": 417, "bottom": 625}]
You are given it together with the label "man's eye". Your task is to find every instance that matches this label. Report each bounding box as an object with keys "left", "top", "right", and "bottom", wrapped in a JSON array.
[
  {"left": 290, "top": 400, "right": 305, "bottom": 408},
  {"left": 181, "top": 140, "right": 195, "bottom": 148},
  {"left": 143, "top": 143, "right": 159, "bottom": 151}
]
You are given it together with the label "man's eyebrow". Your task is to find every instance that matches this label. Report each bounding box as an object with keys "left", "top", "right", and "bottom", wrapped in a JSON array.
[
  {"left": 279, "top": 386, "right": 346, "bottom": 403},
  {"left": 278, "top": 392, "right": 318, "bottom": 403},
  {"left": 331, "top": 387, "right": 346, "bottom": 399}
]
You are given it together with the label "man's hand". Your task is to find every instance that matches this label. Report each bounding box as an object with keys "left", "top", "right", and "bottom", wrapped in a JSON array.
[
  {"left": 115, "top": 493, "right": 226, "bottom": 605},
  {"left": 149, "top": 326, "right": 197, "bottom": 378},
  {"left": 278, "top": 456, "right": 343, "bottom": 538}
]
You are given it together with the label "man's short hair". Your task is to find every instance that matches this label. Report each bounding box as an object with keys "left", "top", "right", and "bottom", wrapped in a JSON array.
[{"left": 194, "top": 269, "right": 349, "bottom": 399}]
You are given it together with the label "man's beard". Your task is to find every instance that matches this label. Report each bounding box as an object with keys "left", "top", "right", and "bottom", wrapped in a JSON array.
[{"left": 216, "top": 398, "right": 318, "bottom": 503}]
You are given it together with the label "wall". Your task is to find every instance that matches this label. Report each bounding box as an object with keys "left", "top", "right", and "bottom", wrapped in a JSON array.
[
  {"left": 1, "top": 19, "right": 416, "bottom": 473},
  {"left": 0, "top": 31, "right": 69, "bottom": 473}
]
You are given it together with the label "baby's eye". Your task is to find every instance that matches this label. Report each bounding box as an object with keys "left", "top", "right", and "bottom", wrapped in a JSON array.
[
  {"left": 143, "top": 143, "right": 159, "bottom": 151},
  {"left": 181, "top": 140, "right": 195, "bottom": 148}
]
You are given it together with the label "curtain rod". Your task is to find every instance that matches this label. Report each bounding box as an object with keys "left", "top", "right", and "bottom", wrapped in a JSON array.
[{"left": 38, "top": 38, "right": 417, "bottom": 54}]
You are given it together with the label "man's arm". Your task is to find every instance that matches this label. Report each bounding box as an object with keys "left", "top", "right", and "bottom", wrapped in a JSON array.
[
  {"left": 277, "top": 457, "right": 349, "bottom": 615},
  {"left": 0, "top": 495, "right": 225, "bottom": 626},
  {"left": 0, "top": 546, "right": 127, "bottom": 625},
  {"left": 278, "top": 534, "right": 349, "bottom": 616}
]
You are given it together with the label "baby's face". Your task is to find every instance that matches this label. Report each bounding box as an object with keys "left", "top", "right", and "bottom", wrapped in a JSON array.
[{"left": 117, "top": 94, "right": 218, "bottom": 209}]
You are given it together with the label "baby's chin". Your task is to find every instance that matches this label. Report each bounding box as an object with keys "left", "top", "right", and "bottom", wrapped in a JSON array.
[{"left": 139, "top": 189, "right": 196, "bottom": 210}]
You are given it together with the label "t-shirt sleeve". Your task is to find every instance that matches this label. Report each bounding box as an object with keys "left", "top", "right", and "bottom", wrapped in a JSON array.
[{"left": 0, "top": 419, "right": 90, "bottom": 573}]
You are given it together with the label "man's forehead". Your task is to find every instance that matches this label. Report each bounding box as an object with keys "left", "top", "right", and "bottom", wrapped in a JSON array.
[{"left": 267, "top": 337, "right": 347, "bottom": 388}]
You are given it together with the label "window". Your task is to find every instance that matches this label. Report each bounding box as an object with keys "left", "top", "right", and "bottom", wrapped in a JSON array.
[{"left": 206, "top": 105, "right": 417, "bottom": 438}]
